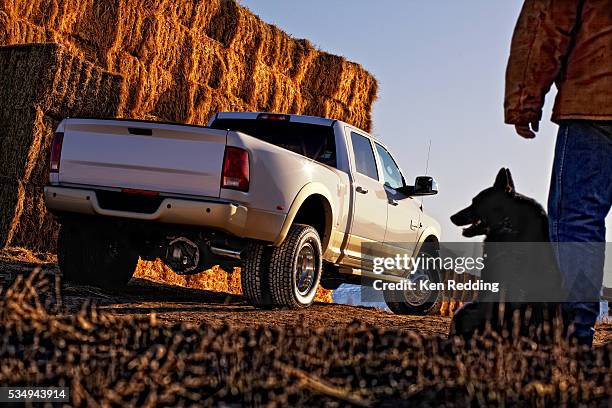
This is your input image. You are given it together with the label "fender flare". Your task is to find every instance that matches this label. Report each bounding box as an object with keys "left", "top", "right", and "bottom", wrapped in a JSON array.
[{"left": 273, "top": 182, "right": 335, "bottom": 250}]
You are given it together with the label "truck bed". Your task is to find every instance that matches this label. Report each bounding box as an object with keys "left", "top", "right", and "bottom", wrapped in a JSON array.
[{"left": 57, "top": 119, "right": 228, "bottom": 198}]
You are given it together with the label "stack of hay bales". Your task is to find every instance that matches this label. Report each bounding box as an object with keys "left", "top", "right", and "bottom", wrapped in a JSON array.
[
  {"left": 0, "top": 0, "right": 377, "bottom": 252},
  {"left": 0, "top": 44, "right": 123, "bottom": 250},
  {"left": 0, "top": 0, "right": 377, "bottom": 128}
]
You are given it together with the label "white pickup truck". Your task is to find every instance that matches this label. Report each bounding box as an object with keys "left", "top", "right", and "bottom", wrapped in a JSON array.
[{"left": 44, "top": 112, "right": 442, "bottom": 312}]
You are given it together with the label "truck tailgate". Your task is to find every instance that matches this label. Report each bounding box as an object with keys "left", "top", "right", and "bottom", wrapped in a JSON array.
[{"left": 59, "top": 119, "right": 227, "bottom": 198}]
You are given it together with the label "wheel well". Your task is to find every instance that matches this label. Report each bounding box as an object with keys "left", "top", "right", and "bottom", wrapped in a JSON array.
[
  {"left": 292, "top": 195, "right": 332, "bottom": 250},
  {"left": 422, "top": 235, "right": 440, "bottom": 253}
]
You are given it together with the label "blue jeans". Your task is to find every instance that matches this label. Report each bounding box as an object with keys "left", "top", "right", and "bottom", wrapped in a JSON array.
[{"left": 548, "top": 121, "right": 612, "bottom": 346}]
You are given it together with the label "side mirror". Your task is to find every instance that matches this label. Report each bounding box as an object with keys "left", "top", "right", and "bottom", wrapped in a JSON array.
[
  {"left": 396, "top": 176, "right": 439, "bottom": 197},
  {"left": 414, "top": 176, "right": 438, "bottom": 196}
]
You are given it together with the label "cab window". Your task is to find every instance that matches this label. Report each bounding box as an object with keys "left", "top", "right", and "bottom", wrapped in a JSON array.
[
  {"left": 210, "top": 118, "right": 337, "bottom": 167},
  {"left": 375, "top": 143, "right": 405, "bottom": 190},
  {"left": 350, "top": 132, "right": 379, "bottom": 180}
]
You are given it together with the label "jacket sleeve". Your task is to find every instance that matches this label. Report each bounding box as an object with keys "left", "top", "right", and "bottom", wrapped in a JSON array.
[{"left": 504, "top": 0, "right": 582, "bottom": 125}]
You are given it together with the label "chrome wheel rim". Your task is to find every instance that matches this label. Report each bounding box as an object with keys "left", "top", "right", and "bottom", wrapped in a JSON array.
[
  {"left": 404, "top": 268, "right": 432, "bottom": 306},
  {"left": 295, "top": 242, "right": 316, "bottom": 296}
]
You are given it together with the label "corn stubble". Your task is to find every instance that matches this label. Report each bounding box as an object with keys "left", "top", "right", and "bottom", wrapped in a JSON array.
[{"left": 0, "top": 268, "right": 608, "bottom": 407}]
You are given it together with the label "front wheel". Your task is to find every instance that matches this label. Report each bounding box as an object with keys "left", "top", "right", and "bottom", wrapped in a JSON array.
[
  {"left": 268, "top": 224, "right": 322, "bottom": 309},
  {"left": 383, "top": 248, "right": 442, "bottom": 315}
]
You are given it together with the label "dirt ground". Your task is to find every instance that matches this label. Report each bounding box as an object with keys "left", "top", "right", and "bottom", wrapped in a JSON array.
[{"left": 0, "top": 247, "right": 610, "bottom": 346}]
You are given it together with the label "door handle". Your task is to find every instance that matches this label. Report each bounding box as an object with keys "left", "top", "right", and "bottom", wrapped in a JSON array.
[
  {"left": 388, "top": 199, "right": 399, "bottom": 206},
  {"left": 356, "top": 186, "right": 368, "bottom": 194},
  {"left": 410, "top": 220, "right": 421, "bottom": 230}
]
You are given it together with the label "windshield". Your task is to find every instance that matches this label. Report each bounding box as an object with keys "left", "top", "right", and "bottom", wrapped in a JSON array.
[{"left": 210, "top": 118, "right": 337, "bottom": 168}]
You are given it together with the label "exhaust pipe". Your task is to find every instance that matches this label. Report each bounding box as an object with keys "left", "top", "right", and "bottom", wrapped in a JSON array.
[{"left": 209, "top": 246, "right": 241, "bottom": 260}]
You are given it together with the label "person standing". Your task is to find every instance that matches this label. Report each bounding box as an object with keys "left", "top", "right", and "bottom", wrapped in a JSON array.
[{"left": 504, "top": 0, "right": 612, "bottom": 347}]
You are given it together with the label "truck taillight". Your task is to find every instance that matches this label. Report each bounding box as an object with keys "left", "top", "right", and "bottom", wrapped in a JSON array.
[
  {"left": 49, "top": 132, "right": 64, "bottom": 173},
  {"left": 221, "top": 147, "right": 249, "bottom": 192}
]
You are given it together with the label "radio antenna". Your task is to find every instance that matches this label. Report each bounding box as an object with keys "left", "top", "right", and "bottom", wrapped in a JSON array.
[{"left": 420, "top": 140, "right": 432, "bottom": 210}]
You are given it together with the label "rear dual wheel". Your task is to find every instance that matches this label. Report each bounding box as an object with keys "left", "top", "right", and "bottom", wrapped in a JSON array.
[
  {"left": 58, "top": 224, "right": 139, "bottom": 288},
  {"left": 241, "top": 224, "right": 322, "bottom": 309},
  {"left": 240, "top": 242, "right": 273, "bottom": 307}
]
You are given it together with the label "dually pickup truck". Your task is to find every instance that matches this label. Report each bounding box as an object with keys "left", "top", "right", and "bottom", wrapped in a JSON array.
[{"left": 45, "top": 112, "right": 442, "bottom": 312}]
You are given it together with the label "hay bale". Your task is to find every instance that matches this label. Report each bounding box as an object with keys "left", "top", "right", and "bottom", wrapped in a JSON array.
[
  {"left": 301, "top": 53, "right": 346, "bottom": 99},
  {"left": 204, "top": 0, "right": 240, "bottom": 47},
  {"left": 0, "top": 107, "right": 51, "bottom": 190},
  {"left": 0, "top": 181, "right": 57, "bottom": 251},
  {"left": 0, "top": 44, "right": 123, "bottom": 182},
  {"left": 187, "top": 35, "right": 228, "bottom": 90},
  {"left": 0, "top": 11, "right": 48, "bottom": 45},
  {"left": 0, "top": 44, "right": 123, "bottom": 250},
  {"left": 248, "top": 64, "right": 302, "bottom": 113}
]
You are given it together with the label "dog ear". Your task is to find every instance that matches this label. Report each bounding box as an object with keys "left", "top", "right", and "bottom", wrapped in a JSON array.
[
  {"left": 494, "top": 168, "right": 508, "bottom": 189},
  {"left": 493, "top": 167, "right": 514, "bottom": 193},
  {"left": 504, "top": 168, "right": 515, "bottom": 193}
]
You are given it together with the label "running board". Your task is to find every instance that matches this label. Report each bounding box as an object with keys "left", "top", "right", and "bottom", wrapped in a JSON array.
[{"left": 338, "top": 267, "right": 405, "bottom": 284}]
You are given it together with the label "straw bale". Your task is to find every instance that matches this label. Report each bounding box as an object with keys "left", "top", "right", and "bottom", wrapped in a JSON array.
[
  {"left": 188, "top": 34, "right": 227, "bottom": 90},
  {"left": 187, "top": 86, "right": 248, "bottom": 125},
  {"left": 0, "top": 44, "right": 123, "bottom": 249},
  {"left": 249, "top": 64, "right": 301, "bottom": 113},
  {"left": 0, "top": 43, "right": 123, "bottom": 119},
  {"left": 301, "top": 53, "right": 346, "bottom": 99},
  {"left": 189, "top": 0, "right": 222, "bottom": 33},
  {"left": 286, "top": 39, "right": 316, "bottom": 81},
  {"left": 301, "top": 93, "right": 371, "bottom": 132},
  {"left": 0, "top": 107, "right": 49, "bottom": 190},
  {"left": 258, "top": 22, "right": 315, "bottom": 80},
  {"left": 335, "top": 61, "right": 378, "bottom": 110},
  {"left": 0, "top": 181, "right": 57, "bottom": 251},
  {"left": 150, "top": 69, "right": 193, "bottom": 123},
  {"left": 43, "top": 49, "right": 124, "bottom": 119},
  {"left": 0, "top": 12, "right": 47, "bottom": 44},
  {"left": 203, "top": 0, "right": 239, "bottom": 47}
]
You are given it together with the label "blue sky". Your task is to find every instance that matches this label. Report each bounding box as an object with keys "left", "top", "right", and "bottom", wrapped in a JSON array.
[{"left": 239, "top": 1, "right": 612, "bottom": 262}]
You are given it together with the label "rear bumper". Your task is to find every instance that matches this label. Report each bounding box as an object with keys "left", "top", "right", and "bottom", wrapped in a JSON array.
[{"left": 44, "top": 186, "right": 285, "bottom": 242}]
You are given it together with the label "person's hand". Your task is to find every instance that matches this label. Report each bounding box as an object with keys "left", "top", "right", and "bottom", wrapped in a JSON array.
[{"left": 514, "top": 121, "right": 539, "bottom": 139}]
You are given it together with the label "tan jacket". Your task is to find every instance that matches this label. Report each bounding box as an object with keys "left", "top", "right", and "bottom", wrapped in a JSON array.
[{"left": 505, "top": 0, "right": 612, "bottom": 125}]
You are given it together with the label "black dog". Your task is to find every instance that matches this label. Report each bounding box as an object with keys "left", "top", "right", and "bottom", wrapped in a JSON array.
[{"left": 449, "top": 168, "right": 564, "bottom": 340}]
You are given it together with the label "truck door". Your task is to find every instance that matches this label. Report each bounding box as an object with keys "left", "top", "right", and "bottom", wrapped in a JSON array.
[
  {"left": 342, "top": 131, "right": 388, "bottom": 266},
  {"left": 373, "top": 142, "right": 422, "bottom": 274}
]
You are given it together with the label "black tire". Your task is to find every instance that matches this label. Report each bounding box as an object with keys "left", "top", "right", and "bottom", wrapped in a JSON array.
[
  {"left": 383, "top": 249, "right": 443, "bottom": 315},
  {"left": 58, "top": 224, "right": 87, "bottom": 284},
  {"left": 268, "top": 224, "right": 322, "bottom": 309},
  {"left": 58, "top": 224, "right": 138, "bottom": 288},
  {"left": 240, "top": 242, "right": 272, "bottom": 307}
]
